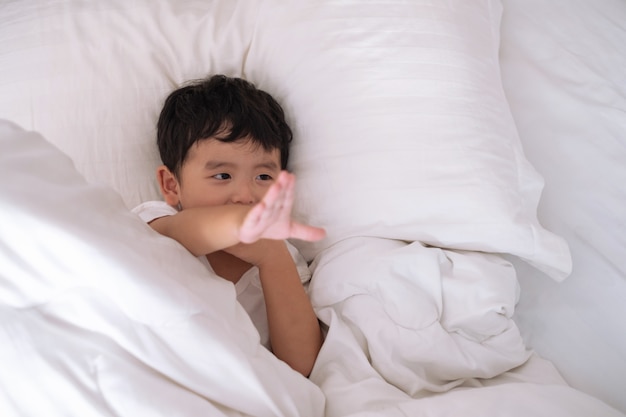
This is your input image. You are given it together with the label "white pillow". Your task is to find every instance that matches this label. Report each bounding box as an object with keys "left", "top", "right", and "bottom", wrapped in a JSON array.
[
  {"left": 0, "top": 120, "right": 324, "bottom": 417},
  {"left": 244, "top": 0, "right": 571, "bottom": 280}
]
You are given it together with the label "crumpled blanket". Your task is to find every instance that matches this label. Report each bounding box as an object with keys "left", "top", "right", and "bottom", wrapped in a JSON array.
[{"left": 306, "top": 237, "right": 620, "bottom": 417}]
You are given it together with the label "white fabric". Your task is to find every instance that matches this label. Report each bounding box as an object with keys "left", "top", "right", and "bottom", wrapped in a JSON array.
[
  {"left": 131, "top": 200, "right": 313, "bottom": 349},
  {"left": 499, "top": 0, "right": 626, "bottom": 412},
  {"left": 0, "top": 121, "right": 325, "bottom": 417},
  {"left": 2, "top": 122, "right": 621, "bottom": 417},
  {"left": 244, "top": 0, "right": 571, "bottom": 281},
  {"left": 0, "top": 0, "right": 570, "bottom": 281},
  {"left": 306, "top": 237, "right": 624, "bottom": 417},
  {"left": 0, "top": 0, "right": 258, "bottom": 209},
  {"left": 309, "top": 238, "right": 530, "bottom": 392}
]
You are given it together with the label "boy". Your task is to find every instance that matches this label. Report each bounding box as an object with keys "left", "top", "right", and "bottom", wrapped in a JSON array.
[{"left": 133, "top": 75, "right": 325, "bottom": 377}]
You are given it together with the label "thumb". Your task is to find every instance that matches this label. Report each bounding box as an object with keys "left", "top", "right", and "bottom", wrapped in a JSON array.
[{"left": 289, "top": 223, "right": 326, "bottom": 242}]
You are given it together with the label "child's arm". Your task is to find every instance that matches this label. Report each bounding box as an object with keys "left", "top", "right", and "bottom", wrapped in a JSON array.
[
  {"left": 225, "top": 240, "right": 322, "bottom": 377},
  {"left": 260, "top": 244, "right": 323, "bottom": 377},
  {"left": 149, "top": 171, "right": 325, "bottom": 256},
  {"left": 150, "top": 171, "right": 324, "bottom": 376}
]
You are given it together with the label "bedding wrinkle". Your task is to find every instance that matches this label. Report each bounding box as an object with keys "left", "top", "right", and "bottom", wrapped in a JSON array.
[{"left": 310, "top": 237, "right": 530, "bottom": 404}]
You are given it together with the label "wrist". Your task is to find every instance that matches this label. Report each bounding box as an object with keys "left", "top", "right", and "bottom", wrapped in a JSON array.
[{"left": 255, "top": 240, "right": 291, "bottom": 270}]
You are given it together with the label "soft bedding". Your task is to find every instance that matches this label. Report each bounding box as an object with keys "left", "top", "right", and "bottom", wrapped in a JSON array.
[
  {"left": 0, "top": 121, "right": 325, "bottom": 416},
  {"left": 499, "top": 0, "right": 626, "bottom": 411},
  {"left": 1, "top": 0, "right": 625, "bottom": 416},
  {"left": 2, "top": 122, "right": 621, "bottom": 417}
]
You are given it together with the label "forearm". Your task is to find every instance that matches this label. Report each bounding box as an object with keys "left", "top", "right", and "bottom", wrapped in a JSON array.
[
  {"left": 258, "top": 246, "right": 322, "bottom": 377},
  {"left": 149, "top": 205, "right": 250, "bottom": 256}
]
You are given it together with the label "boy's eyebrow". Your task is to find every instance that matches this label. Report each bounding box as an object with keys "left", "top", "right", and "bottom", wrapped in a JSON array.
[
  {"left": 203, "top": 160, "right": 280, "bottom": 170},
  {"left": 255, "top": 161, "right": 280, "bottom": 170},
  {"left": 203, "top": 161, "right": 235, "bottom": 170}
]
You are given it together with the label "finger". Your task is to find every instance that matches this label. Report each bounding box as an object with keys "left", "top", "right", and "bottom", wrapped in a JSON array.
[
  {"left": 280, "top": 172, "right": 295, "bottom": 215},
  {"left": 239, "top": 201, "right": 267, "bottom": 243},
  {"left": 240, "top": 177, "right": 286, "bottom": 242},
  {"left": 262, "top": 175, "right": 283, "bottom": 208},
  {"left": 261, "top": 171, "right": 291, "bottom": 221},
  {"left": 289, "top": 223, "right": 327, "bottom": 242}
]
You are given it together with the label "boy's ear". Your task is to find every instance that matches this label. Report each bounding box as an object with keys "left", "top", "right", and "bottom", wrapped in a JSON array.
[{"left": 156, "top": 165, "right": 181, "bottom": 207}]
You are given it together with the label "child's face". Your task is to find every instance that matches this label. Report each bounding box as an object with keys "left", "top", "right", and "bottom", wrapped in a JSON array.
[{"left": 175, "top": 138, "right": 282, "bottom": 209}]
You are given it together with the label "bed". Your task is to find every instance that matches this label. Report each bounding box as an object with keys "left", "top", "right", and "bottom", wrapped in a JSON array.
[{"left": 1, "top": 1, "right": 624, "bottom": 416}]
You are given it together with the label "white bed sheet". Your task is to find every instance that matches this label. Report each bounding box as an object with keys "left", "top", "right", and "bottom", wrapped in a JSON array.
[{"left": 499, "top": 0, "right": 626, "bottom": 412}]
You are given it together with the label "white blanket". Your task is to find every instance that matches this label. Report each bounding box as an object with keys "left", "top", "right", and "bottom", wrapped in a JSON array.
[
  {"left": 307, "top": 238, "right": 624, "bottom": 417},
  {"left": 0, "top": 121, "right": 325, "bottom": 417}
]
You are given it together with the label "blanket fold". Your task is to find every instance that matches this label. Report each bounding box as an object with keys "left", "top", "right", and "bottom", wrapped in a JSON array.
[{"left": 309, "top": 237, "right": 530, "bottom": 399}]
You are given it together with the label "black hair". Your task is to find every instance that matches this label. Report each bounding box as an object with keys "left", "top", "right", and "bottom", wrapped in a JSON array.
[{"left": 156, "top": 74, "right": 292, "bottom": 176}]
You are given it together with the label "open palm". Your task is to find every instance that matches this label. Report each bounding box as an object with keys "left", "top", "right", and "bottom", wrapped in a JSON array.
[{"left": 238, "top": 171, "right": 326, "bottom": 244}]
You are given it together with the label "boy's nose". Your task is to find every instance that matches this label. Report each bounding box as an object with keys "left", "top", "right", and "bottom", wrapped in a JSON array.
[{"left": 230, "top": 183, "right": 256, "bottom": 205}]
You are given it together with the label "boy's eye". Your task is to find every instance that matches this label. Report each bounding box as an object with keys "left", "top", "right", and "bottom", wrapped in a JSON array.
[
  {"left": 213, "top": 173, "right": 231, "bottom": 180},
  {"left": 257, "top": 174, "right": 273, "bottom": 181}
]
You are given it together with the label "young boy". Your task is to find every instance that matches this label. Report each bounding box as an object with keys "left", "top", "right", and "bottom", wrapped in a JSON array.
[{"left": 133, "top": 75, "right": 326, "bottom": 377}]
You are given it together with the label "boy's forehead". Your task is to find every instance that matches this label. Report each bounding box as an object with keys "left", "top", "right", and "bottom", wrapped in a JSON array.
[{"left": 190, "top": 137, "right": 280, "bottom": 164}]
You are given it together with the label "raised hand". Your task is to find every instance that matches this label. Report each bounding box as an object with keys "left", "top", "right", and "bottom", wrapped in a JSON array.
[{"left": 237, "top": 171, "right": 326, "bottom": 244}]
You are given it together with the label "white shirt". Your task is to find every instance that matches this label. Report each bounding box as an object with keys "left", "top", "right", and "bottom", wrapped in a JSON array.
[{"left": 132, "top": 201, "right": 312, "bottom": 349}]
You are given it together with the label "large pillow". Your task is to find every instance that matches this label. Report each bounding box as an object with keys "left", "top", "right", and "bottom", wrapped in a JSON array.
[
  {"left": 244, "top": 0, "right": 571, "bottom": 280},
  {"left": 0, "top": 0, "right": 571, "bottom": 280},
  {"left": 0, "top": 120, "right": 324, "bottom": 417}
]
